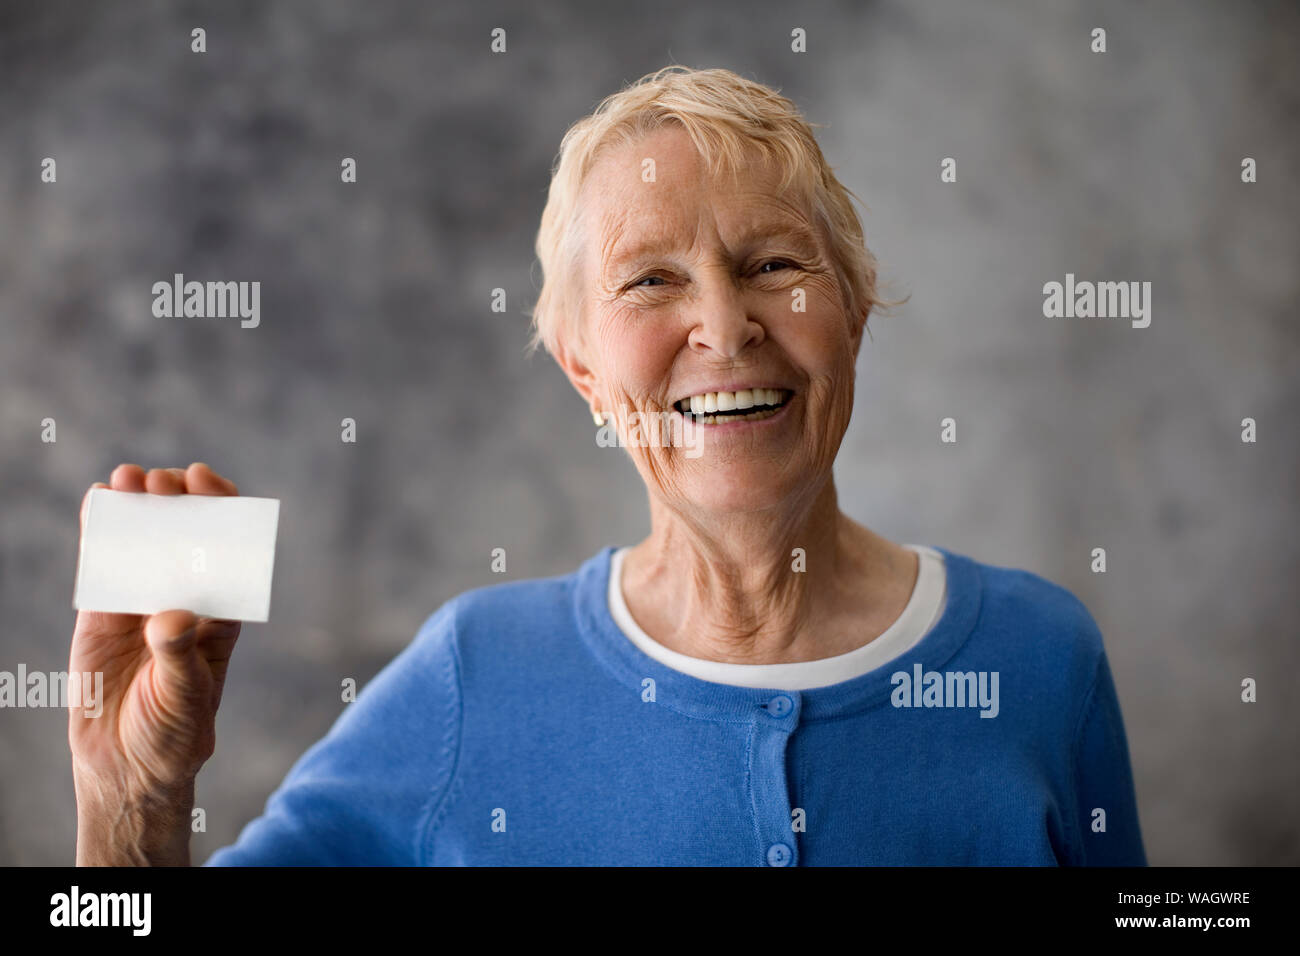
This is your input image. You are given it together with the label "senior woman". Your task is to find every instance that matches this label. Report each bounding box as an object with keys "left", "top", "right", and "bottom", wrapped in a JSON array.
[{"left": 70, "top": 66, "right": 1145, "bottom": 866}]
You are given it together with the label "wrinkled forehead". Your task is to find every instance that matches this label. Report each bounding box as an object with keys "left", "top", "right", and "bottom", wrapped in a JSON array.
[{"left": 574, "top": 131, "right": 821, "bottom": 270}]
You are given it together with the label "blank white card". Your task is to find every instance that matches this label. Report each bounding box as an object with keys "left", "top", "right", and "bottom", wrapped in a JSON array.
[{"left": 74, "top": 488, "right": 280, "bottom": 621}]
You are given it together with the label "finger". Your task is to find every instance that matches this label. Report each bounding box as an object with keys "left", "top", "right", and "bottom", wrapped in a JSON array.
[
  {"left": 110, "top": 463, "right": 147, "bottom": 492},
  {"left": 194, "top": 618, "right": 241, "bottom": 663},
  {"left": 185, "top": 462, "right": 238, "bottom": 496},
  {"left": 194, "top": 620, "right": 242, "bottom": 709},
  {"left": 142, "top": 610, "right": 206, "bottom": 707},
  {"left": 164, "top": 466, "right": 193, "bottom": 494},
  {"left": 144, "top": 468, "right": 186, "bottom": 495}
]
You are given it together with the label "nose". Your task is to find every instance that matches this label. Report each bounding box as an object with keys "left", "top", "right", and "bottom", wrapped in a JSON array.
[{"left": 686, "top": 272, "right": 764, "bottom": 358}]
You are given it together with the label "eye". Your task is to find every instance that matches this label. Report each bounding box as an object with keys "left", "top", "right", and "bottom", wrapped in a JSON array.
[
  {"left": 758, "top": 260, "right": 793, "bottom": 274},
  {"left": 634, "top": 275, "right": 667, "bottom": 287}
]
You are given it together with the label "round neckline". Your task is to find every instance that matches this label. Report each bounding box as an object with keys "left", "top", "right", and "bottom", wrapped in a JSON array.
[
  {"left": 606, "top": 544, "right": 947, "bottom": 690},
  {"left": 571, "top": 544, "right": 984, "bottom": 723}
]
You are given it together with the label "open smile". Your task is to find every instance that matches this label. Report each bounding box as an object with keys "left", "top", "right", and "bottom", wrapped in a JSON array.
[{"left": 673, "top": 388, "right": 793, "bottom": 425}]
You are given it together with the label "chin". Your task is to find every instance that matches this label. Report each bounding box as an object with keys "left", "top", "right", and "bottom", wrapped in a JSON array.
[{"left": 678, "top": 462, "right": 801, "bottom": 515}]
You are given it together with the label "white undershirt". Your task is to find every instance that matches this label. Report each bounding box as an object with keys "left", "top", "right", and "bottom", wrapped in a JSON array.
[{"left": 607, "top": 544, "right": 948, "bottom": 690}]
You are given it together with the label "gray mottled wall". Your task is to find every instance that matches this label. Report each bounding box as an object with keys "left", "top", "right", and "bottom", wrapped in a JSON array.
[{"left": 1, "top": 0, "right": 1296, "bottom": 865}]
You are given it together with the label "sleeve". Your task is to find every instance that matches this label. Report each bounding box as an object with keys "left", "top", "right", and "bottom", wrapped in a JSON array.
[
  {"left": 201, "top": 600, "right": 462, "bottom": 866},
  {"left": 1069, "top": 650, "right": 1147, "bottom": 866}
]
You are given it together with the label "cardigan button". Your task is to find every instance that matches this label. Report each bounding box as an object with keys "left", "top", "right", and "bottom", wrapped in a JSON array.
[
  {"left": 766, "top": 843, "right": 792, "bottom": 866},
  {"left": 765, "top": 695, "right": 793, "bottom": 718}
]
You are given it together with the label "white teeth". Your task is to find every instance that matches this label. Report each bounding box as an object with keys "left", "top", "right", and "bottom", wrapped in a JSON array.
[{"left": 677, "top": 389, "right": 788, "bottom": 417}]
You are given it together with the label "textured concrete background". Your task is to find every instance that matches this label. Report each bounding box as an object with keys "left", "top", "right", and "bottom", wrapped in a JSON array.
[{"left": 0, "top": 0, "right": 1296, "bottom": 865}]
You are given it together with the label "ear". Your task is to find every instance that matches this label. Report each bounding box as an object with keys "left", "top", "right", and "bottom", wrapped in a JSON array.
[{"left": 552, "top": 325, "right": 601, "bottom": 411}]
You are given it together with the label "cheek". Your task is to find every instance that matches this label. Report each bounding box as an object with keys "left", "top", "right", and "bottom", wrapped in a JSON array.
[
  {"left": 775, "top": 288, "right": 856, "bottom": 372},
  {"left": 596, "top": 311, "right": 680, "bottom": 402}
]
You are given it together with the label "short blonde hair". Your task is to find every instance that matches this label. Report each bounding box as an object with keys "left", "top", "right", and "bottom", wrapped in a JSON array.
[{"left": 528, "top": 65, "right": 896, "bottom": 357}]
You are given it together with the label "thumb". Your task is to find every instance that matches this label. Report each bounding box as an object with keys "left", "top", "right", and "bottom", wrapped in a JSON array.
[{"left": 143, "top": 610, "right": 205, "bottom": 704}]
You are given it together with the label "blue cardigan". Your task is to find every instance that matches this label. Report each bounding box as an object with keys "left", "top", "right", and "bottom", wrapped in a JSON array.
[{"left": 204, "top": 545, "right": 1146, "bottom": 866}]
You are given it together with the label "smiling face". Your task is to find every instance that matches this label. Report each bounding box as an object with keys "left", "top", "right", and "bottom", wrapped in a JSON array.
[{"left": 558, "top": 124, "right": 866, "bottom": 516}]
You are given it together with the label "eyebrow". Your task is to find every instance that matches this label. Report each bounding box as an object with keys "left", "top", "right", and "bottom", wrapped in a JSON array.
[{"left": 604, "top": 221, "right": 823, "bottom": 272}]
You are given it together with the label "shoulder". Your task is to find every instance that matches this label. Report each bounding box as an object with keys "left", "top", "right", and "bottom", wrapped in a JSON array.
[
  {"left": 950, "top": 547, "right": 1109, "bottom": 693},
  {"left": 976, "top": 554, "right": 1103, "bottom": 647},
  {"left": 421, "top": 555, "right": 592, "bottom": 637},
  {"left": 336, "top": 552, "right": 603, "bottom": 749},
  {"left": 407, "top": 549, "right": 606, "bottom": 674}
]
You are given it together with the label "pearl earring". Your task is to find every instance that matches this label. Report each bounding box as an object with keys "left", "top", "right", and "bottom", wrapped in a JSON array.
[{"left": 592, "top": 410, "right": 605, "bottom": 426}]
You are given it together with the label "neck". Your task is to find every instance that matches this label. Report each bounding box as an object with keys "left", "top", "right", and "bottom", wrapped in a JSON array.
[{"left": 622, "top": 478, "right": 916, "bottom": 664}]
